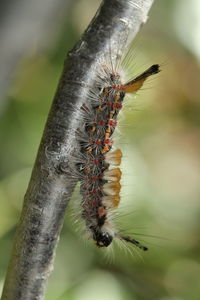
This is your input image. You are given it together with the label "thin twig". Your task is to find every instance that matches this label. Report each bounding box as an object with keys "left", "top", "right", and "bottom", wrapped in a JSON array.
[{"left": 1, "top": 0, "right": 155, "bottom": 299}]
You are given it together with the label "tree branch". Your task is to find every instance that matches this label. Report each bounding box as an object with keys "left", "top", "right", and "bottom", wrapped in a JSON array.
[{"left": 1, "top": 0, "right": 155, "bottom": 299}]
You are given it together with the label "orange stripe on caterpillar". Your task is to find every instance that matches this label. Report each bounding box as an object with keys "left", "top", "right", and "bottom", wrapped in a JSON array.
[
  {"left": 103, "top": 181, "right": 121, "bottom": 196},
  {"left": 103, "top": 168, "right": 122, "bottom": 182},
  {"left": 123, "top": 64, "right": 160, "bottom": 93},
  {"left": 105, "top": 149, "right": 122, "bottom": 166},
  {"left": 112, "top": 64, "right": 160, "bottom": 93},
  {"left": 102, "top": 195, "right": 121, "bottom": 209}
]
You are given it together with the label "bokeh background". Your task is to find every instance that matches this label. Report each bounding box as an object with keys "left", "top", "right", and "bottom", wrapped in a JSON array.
[{"left": 0, "top": 0, "right": 200, "bottom": 299}]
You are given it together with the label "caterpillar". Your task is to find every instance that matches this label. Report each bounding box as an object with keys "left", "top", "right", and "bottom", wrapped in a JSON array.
[{"left": 73, "top": 48, "right": 160, "bottom": 251}]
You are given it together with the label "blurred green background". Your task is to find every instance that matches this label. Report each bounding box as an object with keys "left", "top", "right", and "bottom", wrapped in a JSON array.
[{"left": 0, "top": 0, "right": 200, "bottom": 299}]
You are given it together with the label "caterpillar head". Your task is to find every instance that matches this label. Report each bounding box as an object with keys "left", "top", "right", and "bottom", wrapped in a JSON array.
[
  {"left": 90, "top": 226, "right": 113, "bottom": 247},
  {"left": 90, "top": 225, "right": 148, "bottom": 250}
]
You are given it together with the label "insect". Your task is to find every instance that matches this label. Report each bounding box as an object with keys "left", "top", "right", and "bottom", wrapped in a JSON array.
[{"left": 74, "top": 56, "right": 160, "bottom": 251}]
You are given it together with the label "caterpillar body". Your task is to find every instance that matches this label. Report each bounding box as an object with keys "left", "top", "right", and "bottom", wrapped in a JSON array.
[{"left": 74, "top": 59, "right": 160, "bottom": 250}]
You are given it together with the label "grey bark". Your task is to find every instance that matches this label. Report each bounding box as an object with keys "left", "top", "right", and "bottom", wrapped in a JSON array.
[{"left": 1, "top": 0, "right": 155, "bottom": 299}]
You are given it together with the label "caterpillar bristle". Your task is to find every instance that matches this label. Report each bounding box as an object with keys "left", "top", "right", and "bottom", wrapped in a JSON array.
[
  {"left": 118, "top": 234, "right": 148, "bottom": 251},
  {"left": 123, "top": 64, "right": 161, "bottom": 93}
]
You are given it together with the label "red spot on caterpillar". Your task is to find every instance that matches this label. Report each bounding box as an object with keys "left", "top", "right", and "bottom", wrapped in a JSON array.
[
  {"left": 112, "top": 84, "right": 124, "bottom": 91},
  {"left": 93, "top": 158, "right": 99, "bottom": 165},
  {"left": 108, "top": 119, "right": 117, "bottom": 126},
  {"left": 106, "top": 102, "right": 112, "bottom": 107},
  {"left": 95, "top": 139, "right": 101, "bottom": 145},
  {"left": 104, "top": 138, "right": 112, "bottom": 145},
  {"left": 99, "top": 120, "right": 105, "bottom": 126},
  {"left": 91, "top": 200, "right": 98, "bottom": 207},
  {"left": 90, "top": 189, "right": 97, "bottom": 195},
  {"left": 113, "top": 103, "right": 122, "bottom": 109}
]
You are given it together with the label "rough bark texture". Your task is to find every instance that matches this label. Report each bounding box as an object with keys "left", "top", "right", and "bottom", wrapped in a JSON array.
[{"left": 1, "top": 0, "right": 155, "bottom": 299}]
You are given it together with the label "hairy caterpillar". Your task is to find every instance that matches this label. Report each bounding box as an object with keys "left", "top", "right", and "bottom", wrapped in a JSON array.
[{"left": 72, "top": 50, "right": 160, "bottom": 251}]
